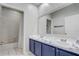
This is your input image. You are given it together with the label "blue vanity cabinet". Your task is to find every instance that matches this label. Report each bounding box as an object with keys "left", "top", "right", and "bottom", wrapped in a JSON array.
[
  {"left": 34, "top": 41, "right": 42, "bottom": 56},
  {"left": 56, "top": 48, "right": 78, "bottom": 56},
  {"left": 42, "top": 43, "right": 56, "bottom": 56},
  {"left": 29, "top": 39, "right": 79, "bottom": 56},
  {"left": 29, "top": 39, "right": 35, "bottom": 54}
]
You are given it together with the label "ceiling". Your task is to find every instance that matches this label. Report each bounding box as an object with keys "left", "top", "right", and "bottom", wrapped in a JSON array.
[
  {"left": 38, "top": 3, "right": 72, "bottom": 17},
  {"left": 0, "top": 3, "right": 72, "bottom": 17},
  {"left": 6, "top": 3, "right": 72, "bottom": 17}
]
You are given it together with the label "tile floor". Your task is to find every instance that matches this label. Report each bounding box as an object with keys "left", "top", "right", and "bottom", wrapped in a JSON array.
[{"left": 0, "top": 43, "right": 34, "bottom": 56}]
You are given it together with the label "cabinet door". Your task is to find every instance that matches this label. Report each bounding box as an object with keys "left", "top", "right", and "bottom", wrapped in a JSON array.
[
  {"left": 35, "top": 41, "right": 41, "bottom": 56},
  {"left": 42, "top": 44, "right": 55, "bottom": 56},
  {"left": 56, "top": 48, "right": 60, "bottom": 56},
  {"left": 29, "top": 39, "right": 35, "bottom": 53},
  {"left": 56, "top": 49, "right": 76, "bottom": 56}
]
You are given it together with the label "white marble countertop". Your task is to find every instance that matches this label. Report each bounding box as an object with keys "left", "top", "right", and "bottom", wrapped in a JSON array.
[{"left": 29, "top": 35, "right": 79, "bottom": 55}]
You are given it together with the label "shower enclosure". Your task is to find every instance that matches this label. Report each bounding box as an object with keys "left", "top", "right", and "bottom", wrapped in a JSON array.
[{"left": 0, "top": 6, "right": 23, "bottom": 45}]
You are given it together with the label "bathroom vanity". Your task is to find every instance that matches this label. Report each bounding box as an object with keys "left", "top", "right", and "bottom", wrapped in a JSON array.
[
  {"left": 30, "top": 3, "right": 79, "bottom": 56},
  {"left": 29, "top": 35, "right": 79, "bottom": 56}
]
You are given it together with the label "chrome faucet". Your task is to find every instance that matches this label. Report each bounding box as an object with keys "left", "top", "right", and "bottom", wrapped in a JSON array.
[{"left": 60, "top": 39, "right": 67, "bottom": 42}]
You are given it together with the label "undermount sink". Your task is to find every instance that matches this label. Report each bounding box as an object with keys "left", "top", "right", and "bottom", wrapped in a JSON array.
[
  {"left": 42, "top": 36, "right": 79, "bottom": 50},
  {"left": 57, "top": 41, "right": 72, "bottom": 48},
  {"left": 56, "top": 40, "right": 79, "bottom": 49},
  {"left": 52, "top": 38, "right": 74, "bottom": 49}
]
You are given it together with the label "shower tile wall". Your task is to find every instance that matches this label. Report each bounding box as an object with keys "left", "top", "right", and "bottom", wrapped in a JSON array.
[{"left": 0, "top": 6, "right": 23, "bottom": 44}]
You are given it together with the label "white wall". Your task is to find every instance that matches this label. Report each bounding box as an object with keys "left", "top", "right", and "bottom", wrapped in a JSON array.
[
  {"left": 18, "top": 13, "right": 24, "bottom": 49},
  {"left": 51, "top": 3, "right": 79, "bottom": 35},
  {"left": 52, "top": 17, "right": 65, "bottom": 34},
  {"left": 65, "top": 14, "right": 79, "bottom": 38},
  {"left": 24, "top": 4, "right": 38, "bottom": 53},
  {"left": 39, "top": 16, "right": 47, "bottom": 35},
  {"left": 38, "top": 15, "right": 53, "bottom": 35}
]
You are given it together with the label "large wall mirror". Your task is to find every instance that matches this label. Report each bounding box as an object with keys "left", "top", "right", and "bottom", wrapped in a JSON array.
[{"left": 38, "top": 3, "right": 79, "bottom": 38}]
